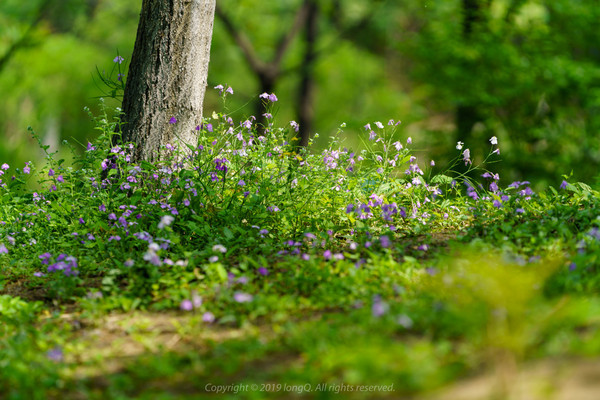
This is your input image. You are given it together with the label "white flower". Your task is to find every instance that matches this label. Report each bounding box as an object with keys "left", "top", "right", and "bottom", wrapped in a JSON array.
[
  {"left": 158, "top": 215, "right": 174, "bottom": 229},
  {"left": 374, "top": 121, "right": 384, "bottom": 129},
  {"left": 489, "top": 136, "right": 498, "bottom": 145},
  {"left": 456, "top": 141, "right": 464, "bottom": 150},
  {"left": 148, "top": 243, "right": 160, "bottom": 252},
  {"left": 212, "top": 244, "right": 227, "bottom": 253}
]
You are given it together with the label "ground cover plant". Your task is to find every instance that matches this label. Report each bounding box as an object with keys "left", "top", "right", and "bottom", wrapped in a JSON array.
[{"left": 1, "top": 76, "right": 600, "bottom": 399}]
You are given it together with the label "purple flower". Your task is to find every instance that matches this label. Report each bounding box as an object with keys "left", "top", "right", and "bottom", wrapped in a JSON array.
[
  {"left": 226, "top": 86, "right": 234, "bottom": 95},
  {"left": 79, "top": 218, "right": 85, "bottom": 224},
  {"left": 57, "top": 175, "right": 64, "bottom": 183},
  {"left": 202, "top": 312, "right": 215, "bottom": 323},
  {"left": 259, "top": 92, "right": 277, "bottom": 102},
  {"left": 234, "top": 292, "right": 253, "bottom": 303},
  {"left": 23, "top": 165, "right": 31, "bottom": 174},
  {"left": 258, "top": 267, "right": 269, "bottom": 276},
  {"left": 380, "top": 235, "right": 391, "bottom": 248},
  {"left": 346, "top": 204, "right": 354, "bottom": 213},
  {"left": 323, "top": 250, "right": 332, "bottom": 260},
  {"left": 99, "top": 204, "right": 106, "bottom": 212},
  {"left": 0, "top": 243, "right": 7, "bottom": 254},
  {"left": 47, "top": 347, "right": 64, "bottom": 362},
  {"left": 560, "top": 180, "right": 569, "bottom": 190},
  {"left": 238, "top": 180, "right": 245, "bottom": 187},
  {"left": 1, "top": 163, "right": 8, "bottom": 170},
  {"left": 463, "top": 148, "right": 471, "bottom": 164},
  {"left": 169, "top": 117, "right": 177, "bottom": 124},
  {"left": 108, "top": 235, "right": 121, "bottom": 242},
  {"left": 372, "top": 296, "right": 389, "bottom": 317},
  {"left": 113, "top": 55, "right": 124, "bottom": 64},
  {"left": 493, "top": 199, "right": 502, "bottom": 208},
  {"left": 87, "top": 142, "right": 96, "bottom": 151},
  {"left": 48, "top": 168, "right": 54, "bottom": 176},
  {"left": 180, "top": 299, "right": 193, "bottom": 311}
]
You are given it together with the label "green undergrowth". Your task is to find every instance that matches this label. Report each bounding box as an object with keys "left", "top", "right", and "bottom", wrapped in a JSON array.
[{"left": 1, "top": 89, "right": 599, "bottom": 399}]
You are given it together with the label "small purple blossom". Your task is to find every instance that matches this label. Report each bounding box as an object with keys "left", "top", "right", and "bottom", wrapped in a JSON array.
[
  {"left": 372, "top": 296, "right": 389, "bottom": 317},
  {"left": 380, "top": 235, "right": 391, "bottom": 248},
  {"left": 233, "top": 292, "right": 253, "bottom": 303},
  {"left": 203, "top": 312, "right": 215, "bottom": 323},
  {"left": 47, "top": 347, "right": 64, "bottom": 362},
  {"left": 180, "top": 299, "right": 193, "bottom": 311},
  {"left": 113, "top": 55, "right": 124, "bottom": 64},
  {"left": 169, "top": 117, "right": 177, "bottom": 124},
  {"left": 259, "top": 92, "right": 277, "bottom": 102}
]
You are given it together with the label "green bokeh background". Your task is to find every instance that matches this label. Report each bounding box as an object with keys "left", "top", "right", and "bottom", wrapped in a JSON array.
[{"left": 1, "top": 0, "right": 599, "bottom": 187}]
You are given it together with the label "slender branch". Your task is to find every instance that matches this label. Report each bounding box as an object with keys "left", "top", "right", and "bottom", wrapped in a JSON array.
[
  {"left": 0, "top": 0, "right": 53, "bottom": 74},
  {"left": 272, "top": 1, "right": 310, "bottom": 68},
  {"left": 214, "top": 4, "right": 266, "bottom": 74},
  {"left": 281, "top": 0, "right": 386, "bottom": 77}
]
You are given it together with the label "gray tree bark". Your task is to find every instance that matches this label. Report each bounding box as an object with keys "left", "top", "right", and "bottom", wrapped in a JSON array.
[{"left": 121, "top": 0, "right": 216, "bottom": 162}]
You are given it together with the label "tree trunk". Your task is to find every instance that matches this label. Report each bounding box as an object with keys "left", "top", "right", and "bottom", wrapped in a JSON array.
[
  {"left": 121, "top": 0, "right": 216, "bottom": 162},
  {"left": 296, "top": 0, "right": 318, "bottom": 148},
  {"left": 456, "top": 0, "right": 488, "bottom": 142}
]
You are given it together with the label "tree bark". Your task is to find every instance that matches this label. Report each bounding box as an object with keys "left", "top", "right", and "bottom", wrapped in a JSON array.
[{"left": 121, "top": 0, "right": 216, "bottom": 162}]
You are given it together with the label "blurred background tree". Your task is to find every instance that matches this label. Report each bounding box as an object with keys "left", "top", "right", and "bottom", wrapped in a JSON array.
[{"left": 0, "top": 0, "right": 598, "bottom": 186}]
